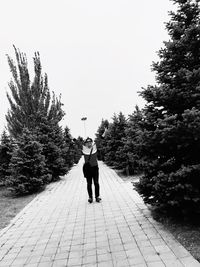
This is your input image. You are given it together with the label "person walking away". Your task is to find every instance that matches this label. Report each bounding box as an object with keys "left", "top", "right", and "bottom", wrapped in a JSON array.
[{"left": 82, "top": 137, "right": 101, "bottom": 203}]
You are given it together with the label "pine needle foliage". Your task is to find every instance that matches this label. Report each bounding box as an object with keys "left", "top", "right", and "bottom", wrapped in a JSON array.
[{"left": 135, "top": 0, "right": 200, "bottom": 214}]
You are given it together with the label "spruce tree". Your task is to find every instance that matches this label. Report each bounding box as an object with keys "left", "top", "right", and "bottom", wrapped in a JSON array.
[
  {"left": 6, "top": 128, "right": 50, "bottom": 195},
  {"left": 0, "top": 130, "right": 14, "bottom": 185},
  {"left": 35, "top": 118, "right": 68, "bottom": 181},
  {"left": 135, "top": 0, "right": 200, "bottom": 214},
  {"left": 95, "top": 119, "right": 109, "bottom": 160},
  {"left": 73, "top": 136, "right": 84, "bottom": 164},
  {"left": 63, "top": 126, "right": 78, "bottom": 168},
  {"left": 104, "top": 112, "right": 127, "bottom": 168},
  {"left": 122, "top": 106, "right": 144, "bottom": 175}
]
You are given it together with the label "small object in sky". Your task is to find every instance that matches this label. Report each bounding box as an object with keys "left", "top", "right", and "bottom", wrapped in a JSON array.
[{"left": 81, "top": 117, "right": 87, "bottom": 121}]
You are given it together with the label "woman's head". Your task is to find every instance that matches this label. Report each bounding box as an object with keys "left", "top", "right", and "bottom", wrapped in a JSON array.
[{"left": 84, "top": 137, "right": 93, "bottom": 148}]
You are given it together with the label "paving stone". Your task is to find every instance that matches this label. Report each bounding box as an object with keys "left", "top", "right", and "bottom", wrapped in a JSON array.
[
  {"left": 10, "top": 257, "right": 28, "bottom": 266},
  {"left": 163, "top": 259, "right": 184, "bottom": 267},
  {"left": 97, "top": 253, "right": 112, "bottom": 262},
  {"left": 22, "top": 264, "right": 39, "bottom": 267},
  {"left": 126, "top": 249, "right": 142, "bottom": 259},
  {"left": 25, "top": 255, "right": 41, "bottom": 265},
  {"left": 0, "top": 259, "right": 14, "bottom": 267},
  {"left": 2, "top": 252, "right": 18, "bottom": 261},
  {"left": 40, "top": 255, "right": 55, "bottom": 262},
  {"left": 128, "top": 256, "right": 146, "bottom": 265},
  {"left": 180, "top": 256, "right": 200, "bottom": 267},
  {"left": 112, "top": 251, "right": 127, "bottom": 261},
  {"left": 82, "top": 254, "right": 97, "bottom": 264},
  {"left": 51, "top": 259, "right": 68, "bottom": 267},
  {"left": 147, "top": 261, "right": 165, "bottom": 267},
  {"left": 38, "top": 262, "right": 53, "bottom": 267},
  {"left": 113, "top": 258, "right": 130, "bottom": 267},
  {"left": 143, "top": 253, "right": 162, "bottom": 263},
  {"left": 98, "top": 261, "right": 113, "bottom": 267}
]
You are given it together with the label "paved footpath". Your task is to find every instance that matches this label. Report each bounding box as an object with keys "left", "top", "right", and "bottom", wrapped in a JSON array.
[{"left": 0, "top": 160, "right": 200, "bottom": 267}]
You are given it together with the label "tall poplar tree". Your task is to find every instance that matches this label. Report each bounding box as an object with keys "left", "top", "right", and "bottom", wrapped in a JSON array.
[{"left": 6, "top": 46, "right": 65, "bottom": 138}]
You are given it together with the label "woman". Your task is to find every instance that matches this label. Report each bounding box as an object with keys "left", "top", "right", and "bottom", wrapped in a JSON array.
[{"left": 82, "top": 137, "right": 101, "bottom": 203}]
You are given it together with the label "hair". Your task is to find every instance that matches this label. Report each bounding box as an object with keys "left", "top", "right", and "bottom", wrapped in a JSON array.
[{"left": 84, "top": 137, "right": 93, "bottom": 144}]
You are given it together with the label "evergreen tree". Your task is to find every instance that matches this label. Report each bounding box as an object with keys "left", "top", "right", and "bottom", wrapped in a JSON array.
[
  {"left": 0, "top": 130, "right": 15, "bottom": 185},
  {"left": 95, "top": 119, "right": 109, "bottom": 160},
  {"left": 6, "top": 128, "right": 50, "bottom": 195},
  {"left": 35, "top": 118, "right": 68, "bottom": 181},
  {"left": 122, "top": 106, "right": 144, "bottom": 175},
  {"left": 104, "top": 112, "right": 127, "bottom": 168},
  {"left": 63, "top": 126, "right": 74, "bottom": 168},
  {"left": 73, "top": 136, "right": 84, "bottom": 164},
  {"left": 135, "top": 0, "right": 200, "bottom": 214}
]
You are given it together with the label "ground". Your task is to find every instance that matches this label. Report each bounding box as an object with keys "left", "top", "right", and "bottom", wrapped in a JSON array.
[
  {"left": 151, "top": 208, "right": 200, "bottom": 263},
  {"left": 0, "top": 186, "right": 37, "bottom": 230},
  {"left": 116, "top": 169, "right": 200, "bottom": 263},
  {"left": 0, "top": 167, "right": 200, "bottom": 265}
]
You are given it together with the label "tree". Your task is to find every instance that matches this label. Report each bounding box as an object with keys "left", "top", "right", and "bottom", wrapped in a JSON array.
[
  {"left": 62, "top": 126, "right": 74, "bottom": 168},
  {"left": 63, "top": 127, "right": 83, "bottom": 167},
  {"left": 6, "top": 47, "right": 68, "bottom": 182},
  {"left": 103, "top": 112, "right": 127, "bottom": 169},
  {"left": 6, "top": 47, "right": 64, "bottom": 139},
  {"left": 0, "top": 130, "right": 15, "bottom": 185},
  {"left": 6, "top": 128, "right": 50, "bottom": 195},
  {"left": 73, "top": 136, "right": 84, "bottom": 164},
  {"left": 122, "top": 105, "right": 144, "bottom": 175},
  {"left": 95, "top": 119, "right": 109, "bottom": 160},
  {"left": 135, "top": 0, "right": 200, "bottom": 214},
  {"left": 35, "top": 118, "right": 68, "bottom": 181}
]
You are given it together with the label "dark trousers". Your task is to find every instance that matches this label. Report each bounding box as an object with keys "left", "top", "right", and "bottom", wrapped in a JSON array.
[{"left": 86, "top": 166, "right": 99, "bottom": 199}]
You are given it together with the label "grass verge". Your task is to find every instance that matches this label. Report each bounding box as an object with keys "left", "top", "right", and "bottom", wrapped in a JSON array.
[{"left": 0, "top": 186, "right": 37, "bottom": 231}]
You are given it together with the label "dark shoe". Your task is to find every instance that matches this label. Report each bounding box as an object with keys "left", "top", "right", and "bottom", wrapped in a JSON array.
[
  {"left": 96, "top": 197, "right": 101, "bottom": 202},
  {"left": 88, "top": 198, "right": 93, "bottom": 203}
]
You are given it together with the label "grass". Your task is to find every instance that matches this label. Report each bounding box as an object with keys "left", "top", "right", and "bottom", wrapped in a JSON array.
[
  {"left": 0, "top": 186, "right": 37, "bottom": 231},
  {"left": 151, "top": 207, "right": 200, "bottom": 262},
  {"left": 115, "top": 169, "right": 200, "bottom": 263}
]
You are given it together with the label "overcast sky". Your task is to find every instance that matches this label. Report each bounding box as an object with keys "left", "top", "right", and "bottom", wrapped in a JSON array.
[{"left": 0, "top": 0, "right": 175, "bottom": 139}]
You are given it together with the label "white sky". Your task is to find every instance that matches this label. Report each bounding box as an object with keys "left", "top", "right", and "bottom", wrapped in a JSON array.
[{"left": 0, "top": 0, "right": 175, "bottom": 139}]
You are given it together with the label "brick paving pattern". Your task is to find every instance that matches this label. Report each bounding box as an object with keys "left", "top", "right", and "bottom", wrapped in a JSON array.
[{"left": 0, "top": 159, "right": 199, "bottom": 267}]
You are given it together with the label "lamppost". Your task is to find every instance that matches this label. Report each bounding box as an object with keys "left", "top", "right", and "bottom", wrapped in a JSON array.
[{"left": 81, "top": 117, "right": 87, "bottom": 138}]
